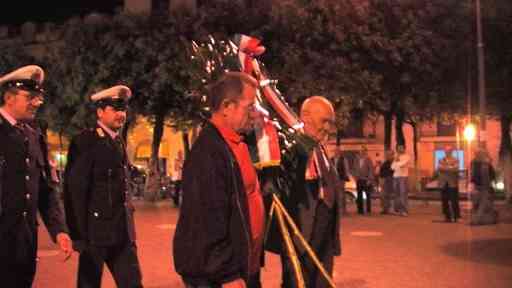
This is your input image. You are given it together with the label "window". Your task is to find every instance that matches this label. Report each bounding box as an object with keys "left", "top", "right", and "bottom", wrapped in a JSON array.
[{"left": 434, "top": 149, "right": 464, "bottom": 171}]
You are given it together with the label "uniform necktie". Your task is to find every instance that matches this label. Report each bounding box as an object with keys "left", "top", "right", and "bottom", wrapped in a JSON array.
[{"left": 315, "top": 146, "right": 336, "bottom": 208}]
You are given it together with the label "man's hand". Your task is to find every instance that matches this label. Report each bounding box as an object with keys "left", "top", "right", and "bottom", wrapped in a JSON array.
[
  {"left": 222, "top": 278, "right": 246, "bottom": 288},
  {"left": 56, "top": 233, "right": 73, "bottom": 261}
]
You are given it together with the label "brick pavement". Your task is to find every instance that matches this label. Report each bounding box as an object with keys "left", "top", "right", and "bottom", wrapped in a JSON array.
[{"left": 34, "top": 200, "right": 512, "bottom": 288}]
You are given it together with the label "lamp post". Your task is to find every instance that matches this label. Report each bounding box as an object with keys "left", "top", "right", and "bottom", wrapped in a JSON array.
[{"left": 475, "top": 0, "right": 486, "bottom": 143}]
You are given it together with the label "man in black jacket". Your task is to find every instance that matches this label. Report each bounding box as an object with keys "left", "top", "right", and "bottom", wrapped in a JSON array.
[
  {"left": 0, "top": 65, "right": 72, "bottom": 288},
  {"left": 64, "top": 85, "right": 143, "bottom": 287},
  {"left": 173, "top": 72, "right": 264, "bottom": 288}
]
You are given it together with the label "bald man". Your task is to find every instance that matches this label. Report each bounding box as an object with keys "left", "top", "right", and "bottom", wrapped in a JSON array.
[{"left": 277, "top": 96, "right": 342, "bottom": 288}]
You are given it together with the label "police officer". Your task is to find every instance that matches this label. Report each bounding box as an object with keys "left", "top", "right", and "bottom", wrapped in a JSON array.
[
  {"left": 64, "top": 85, "right": 143, "bottom": 287},
  {"left": 0, "top": 65, "right": 72, "bottom": 288}
]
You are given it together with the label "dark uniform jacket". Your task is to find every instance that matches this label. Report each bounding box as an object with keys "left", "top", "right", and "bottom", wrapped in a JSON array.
[
  {"left": 64, "top": 125, "right": 135, "bottom": 249},
  {"left": 266, "top": 142, "right": 342, "bottom": 256},
  {"left": 0, "top": 114, "right": 67, "bottom": 256},
  {"left": 173, "top": 122, "right": 252, "bottom": 286}
]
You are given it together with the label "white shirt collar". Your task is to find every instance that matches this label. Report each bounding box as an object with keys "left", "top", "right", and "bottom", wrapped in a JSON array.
[
  {"left": 97, "top": 120, "right": 118, "bottom": 139},
  {"left": 0, "top": 107, "right": 17, "bottom": 126}
]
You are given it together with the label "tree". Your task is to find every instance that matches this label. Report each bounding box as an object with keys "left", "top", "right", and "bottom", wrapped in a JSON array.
[
  {"left": 41, "top": 13, "right": 203, "bottom": 201},
  {"left": 341, "top": 0, "right": 470, "bottom": 150},
  {"left": 0, "top": 43, "right": 35, "bottom": 74}
]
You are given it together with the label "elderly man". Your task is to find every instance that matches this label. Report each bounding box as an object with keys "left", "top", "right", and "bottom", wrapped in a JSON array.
[
  {"left": 0, "top": 65, "right": 72, "bottom": 287},
  {"left": 437, "top": 146, "right": 460, "bottom": 222},
  {"left": 173, "top": 72, "right": 265, "bottom": 288},
  {"left": 276, "top": 96, "right": 342, "bottom": 288},
  {"left": 64, "top": 85, "right": 143, "bottom": 287}
]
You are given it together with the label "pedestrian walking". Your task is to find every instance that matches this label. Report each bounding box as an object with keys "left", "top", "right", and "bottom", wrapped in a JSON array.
[
  {"left": 0, "top": 65, "right": 72, "bottom": 288},
  {"left": 470, "top": 147, "right": 498, "bottom": 225},
  {"left": 63, "top": 85, "right": 143, "bottom": 287},
  {"left": 173, "top": 72, "right": 265, "bottom": 288}
]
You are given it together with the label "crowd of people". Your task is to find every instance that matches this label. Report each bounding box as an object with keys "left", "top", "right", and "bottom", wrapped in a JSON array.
[{"left": 0, "top": 64, "right": 503, "bottom": 288}]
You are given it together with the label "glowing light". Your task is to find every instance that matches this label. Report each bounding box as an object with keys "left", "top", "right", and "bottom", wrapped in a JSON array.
[{"left": 464, "top": 124, "right": 476, "bottom": 142}]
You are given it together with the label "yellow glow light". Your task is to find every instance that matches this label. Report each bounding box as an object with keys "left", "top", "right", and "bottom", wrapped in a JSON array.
[{"left": 464, "top": 124, "right": 476, "bottom": 142}]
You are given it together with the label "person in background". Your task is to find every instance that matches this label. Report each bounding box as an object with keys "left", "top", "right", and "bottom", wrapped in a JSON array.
[
  {"left": 171, "top": 150, "right": 184, "bottom": 206},
  {"left": 379, "top": 150, "right": 395, "bottom": 215},
  {"left": 335, "top": 146, "right": 350, "bottom": 215},
  {"left": 470, "top": 147, "right": 498, "bottom": 225},
  {"left": 437, "top": 146, "right": 460, "bottom": 223},
  {"left": 352, "top": 146, "right": 375, "bottom": 215},
  {"left": 391, "top": 145, "right": 410, "bottom": 216}
]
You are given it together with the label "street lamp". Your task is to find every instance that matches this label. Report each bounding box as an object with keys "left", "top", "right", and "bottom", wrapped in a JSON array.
[
  {"left": 475, "top": 0, "right": 487, "bottom": 143},
  {"left": 464, "top": 123, "right": 477, "bottom": 206},
  {"left": 463, "top": 123, "right": 476, "bottom": 142}
]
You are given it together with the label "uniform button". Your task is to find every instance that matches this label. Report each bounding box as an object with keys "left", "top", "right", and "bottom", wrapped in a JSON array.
[
  {"left": 93, "top": 212, "right": 99, "bottom": 217},
  {"left": 25, "top": 175, "right": 30, "bottom": 181},
  {"left": 23, "top": 211, "right": 27, "bottom": 217},
  {"left": 26, "top": 158, "right": 30, "bottom": 164},
  {"left": 26, "top": 194, "right": 31, "bottom": 200}
]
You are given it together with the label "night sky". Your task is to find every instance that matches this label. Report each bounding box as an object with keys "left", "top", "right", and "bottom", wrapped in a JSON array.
[{"left": 0, "top": 1, "right": 123, "bottom": 25}]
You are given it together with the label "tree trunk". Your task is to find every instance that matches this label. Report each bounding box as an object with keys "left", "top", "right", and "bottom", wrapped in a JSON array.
[
  {"left": 411, "top": 121, "right": 420, "bottom": 195},
  {"left": 499, "top": 114, "right": 512, "bottom": 203},
  {"left": 395, "top": 110, "right": 405, "bottom": 149},
  {"left": 122, "top": 114, "right": 136, "bottom": 143},
  {"left": 182, "top": 130, "right": 190, "bottom": 160},
  {"left": 144, "top": 113, "right": 165, "bottom": 201},
  {"left": 499, "top": 114, "right": 512, "bottom": 159},
  {"left": 384, "top": 112, "right": 392, "bottom": 150},
  {"left": 58, "top": 131, "right": 64, "bottom": 171},
  {"left": 411, "top": 122, "right": 418, "bottom": 165}
]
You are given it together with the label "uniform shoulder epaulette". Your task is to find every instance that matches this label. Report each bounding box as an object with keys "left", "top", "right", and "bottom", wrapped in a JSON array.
[{"left": 96, "top": 127, "right": 105, "bottom": 138}]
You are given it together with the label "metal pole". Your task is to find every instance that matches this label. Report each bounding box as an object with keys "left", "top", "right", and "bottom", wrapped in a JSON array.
[{"left": 476, "top": 0, "right": 486, "bottom": 143}]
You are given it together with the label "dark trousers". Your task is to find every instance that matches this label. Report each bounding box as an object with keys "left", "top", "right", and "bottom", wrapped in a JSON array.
[
  {"left": 184, "top": 272, "right": 261, "bottom": 288},
  {"left": 281, "top": 203, "right": 335, "bottom": 288},
  {"left": 356, "top": 179, "right": 372, "bottom": 214},
  {"left": 172, "top": 180, "right": 182, "bottom": 206},
  {"left": 441, "top": 185, "right": 460, "bottom": 221},
  {"left": 0, "top": 229, "right": 38, "bottom": 288},
  {"left": 78, "top": 241, "right": 143, "bottom": 288}
]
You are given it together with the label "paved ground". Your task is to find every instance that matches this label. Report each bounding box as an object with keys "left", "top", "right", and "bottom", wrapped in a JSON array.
[{"left": 34, "top": 200, "right": 512, "bottom": 288}]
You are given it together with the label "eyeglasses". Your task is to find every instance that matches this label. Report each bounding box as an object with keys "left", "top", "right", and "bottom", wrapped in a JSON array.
[{"left": 3, "top": 79, "right": 46, "bottom": 99}]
